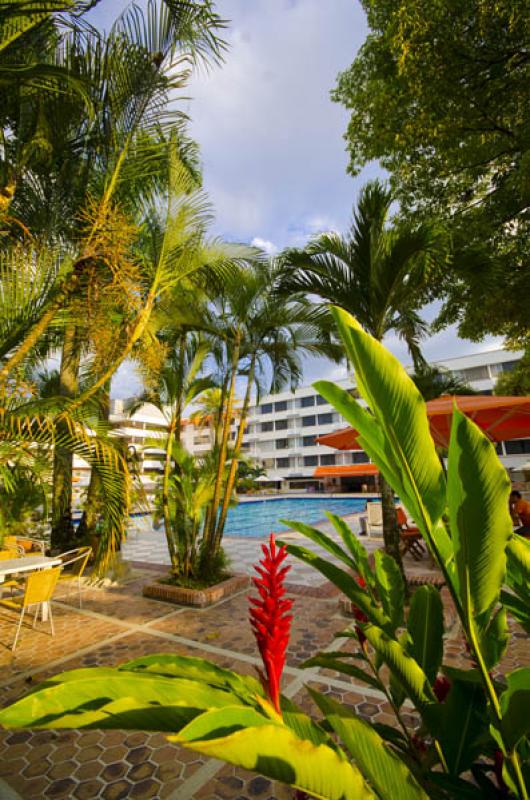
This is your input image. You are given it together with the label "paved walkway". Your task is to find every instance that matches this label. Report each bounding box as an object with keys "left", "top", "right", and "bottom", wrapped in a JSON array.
[{"left": 0, "top": 521, "right": 527, "bottom": 799}]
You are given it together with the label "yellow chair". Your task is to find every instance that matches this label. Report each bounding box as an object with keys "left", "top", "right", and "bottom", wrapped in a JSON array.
[
  {"left": 1, "top": 567, "right": 61, "bottom": 651},
  {"left": 0, "top": 549, "right": 22, "bottom": 595},
  {"left": 3, "top": 537, "right": 24, "bottom": 556},
  {"left": 57, "top": 547, "right": 92, "bottom": 608}
]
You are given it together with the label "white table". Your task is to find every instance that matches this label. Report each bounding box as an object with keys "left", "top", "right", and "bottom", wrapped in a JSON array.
[{"left": 0, "top": 555, "right": 63, "bottom": 621}]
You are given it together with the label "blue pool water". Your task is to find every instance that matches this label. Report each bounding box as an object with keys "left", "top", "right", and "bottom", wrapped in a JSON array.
[{"left": 223, "top": 496, "right": 371, "bottom": 538}]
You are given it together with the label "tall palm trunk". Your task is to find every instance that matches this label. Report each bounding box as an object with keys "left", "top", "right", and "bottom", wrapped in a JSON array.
[
  {"left": 202, "top": 334, "right": 240, "bottom": 566},
  {"left": 162, "top": 413, "right": 180, "bottom": 576},
  {"left": 51, "top": 325, "right": 81, "bottom": 550},
  {"left": 214, "top": 353, "right": 256, "bottom": 548},
  {"left": 201, "top": 375, "right": 229, "bottom": 542},
  {"left": 77, "top": 383, "right": 110, "bottom": 541},
  {"left": 380, "top": 475, "right": 403, "bottom": 567}
]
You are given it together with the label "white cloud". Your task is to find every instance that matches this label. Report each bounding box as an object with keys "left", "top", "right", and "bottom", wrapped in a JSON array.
[{"left": 251, "top": 236, "right": 278, "bottom": 255}]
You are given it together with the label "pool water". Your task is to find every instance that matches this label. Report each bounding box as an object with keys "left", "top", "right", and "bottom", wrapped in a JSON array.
[{"left": 224, "top": 496, "right": 371, "bottom": 538}]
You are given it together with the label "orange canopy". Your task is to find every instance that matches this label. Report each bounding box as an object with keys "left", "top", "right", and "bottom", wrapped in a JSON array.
[
  {"left": 313, "top": 464, "right": 379, "bottom": 478},
  {"left": 317, "top": 395, "right": 530, "bottom": 451}
]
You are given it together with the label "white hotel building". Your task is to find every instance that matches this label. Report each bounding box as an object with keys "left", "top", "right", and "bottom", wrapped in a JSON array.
[{"left": 89, "top": 347, "right": 529, "bottom": 494}]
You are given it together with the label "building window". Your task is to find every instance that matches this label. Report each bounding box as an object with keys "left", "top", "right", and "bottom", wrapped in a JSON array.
[
  {"left": 275, "top": 439, "right": 289, "bottom": 450},
  {"left": 262, "top": 458, "right": 274, "bottom": 469},
  {"left": 303, "top": 455, "right": 318, "bottom": 467},
  {"left": 260, "top": 403, "right": 273, "bottom": 414},
  {"left": 275, "top": 419, "right": 288, "bottom": 431},
  {"left": 261, "top": 421, "right": 273, "bottom": 432},
  {"left": 316, "top": 394, "right": 328, "bottom": 406},
  {"left": 300, "top": 395, "right": 315, "bottom": 408},
  {"left": 453, "top": 366, "right": 490, "bottom": 382},
  {"left": 276, "top": 457, "right": 290, "bottom": 469},
  {"left": 320, "top": 454, "right": 336, "bottom": 466},
  {"left": 275, "top": 400, "right": 288, "bottom": 412},
  {"left": 301, "top": 415, "right": 316, "bottom": 427},
  {"left": 317, "top": 413, "right": 334, "bottom": 425},
  {"left": 303, "top": 435, "right": 316, "bottom": 447},
  {"left": 504, "top": 439, "right": 530, "bottom": 455},
  {"left": 260, "top": 440, "right": 275, "bottom": 452},
  {"left": 352, "top": 451, "right": 369, "bottom": 463}
]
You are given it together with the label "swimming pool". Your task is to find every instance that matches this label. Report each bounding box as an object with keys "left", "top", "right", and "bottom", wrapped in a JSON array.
[{"left": 223, "top": 496, "right": 371, "bottom": 538}]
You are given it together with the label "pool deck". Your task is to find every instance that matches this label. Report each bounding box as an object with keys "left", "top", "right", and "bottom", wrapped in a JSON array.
[{"left": 123, "top": 512, "right": 375, "bottom": 586}]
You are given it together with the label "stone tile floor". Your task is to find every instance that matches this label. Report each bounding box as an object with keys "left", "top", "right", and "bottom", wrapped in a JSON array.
[{"left": 0, "top": 529, "right": 527, "bottom": 799}]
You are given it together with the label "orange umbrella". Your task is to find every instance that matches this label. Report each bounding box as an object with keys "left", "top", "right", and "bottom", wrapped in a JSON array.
[{"left": 317, "top": 395, "right": 530, "bottom": 451}]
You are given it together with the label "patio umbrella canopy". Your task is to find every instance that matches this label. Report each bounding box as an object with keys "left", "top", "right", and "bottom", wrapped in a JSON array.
[{"left": 317, "top": 395, "right": 530, "bottom": 451}]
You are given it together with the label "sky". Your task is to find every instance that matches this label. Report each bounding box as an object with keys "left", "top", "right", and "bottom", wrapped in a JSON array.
[{"left": 96, "top": 0, "right": 504, "bottom": 397}]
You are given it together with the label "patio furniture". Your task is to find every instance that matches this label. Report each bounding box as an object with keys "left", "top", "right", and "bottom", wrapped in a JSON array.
[
  {"left": 0, "top": 554, "right": 63, "bottom": 618},
  {"left": 0, "top": 566, "right": 61, "bottom": 651},
  {"left": 364, "top": 501, "right": 383, "bottom": 537},
  {"left": 2, "top": 537, "right": 24, "bottom": 556},
  {"left": 57, "top": 546, "right": 92, "bottom": 608},
  {"left": 397, "top": 507, "right": 425, "bottom": 561},
  {"left": 15, "top": 537, "right": 46, "bottom": 555}
]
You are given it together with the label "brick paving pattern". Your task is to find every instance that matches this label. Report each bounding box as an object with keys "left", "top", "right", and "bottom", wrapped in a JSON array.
[{"left": 0, "top": 522, "right": 527, "bottom": 798}]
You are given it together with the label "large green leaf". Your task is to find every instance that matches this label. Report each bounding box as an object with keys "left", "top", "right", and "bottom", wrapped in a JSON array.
[
  {"left": 480, "top": 607, "right": 509, "bottom": 670},
  {"left": 433, "top": 679, "right": 489, "bottom": 776},
  {"left": 500, "top": 589, "right": 530, "bottom": 636},
  {"left": 281, "top": 519, "right": 357, "bottom": 572},
  {"left": 406, "top": 586, "right": 444, "bottom": 685},
  {"left": 363, "top": 625, "right": 437, "bottom": 712},
  {"left": 373, "top": 550, "right": 405, "bottom": 632},
  {"left": 301, "top": 653, "right": 381, "bottom": 691},
  {"left": 173, "top": 710, "right": 375, "bottom": 799},
  {"left": 447, "top": 408, "right": 513, "bottom": 632},
  {"left": 118, "top": 654, "right": 263, "bottom": 701},
  {"left": 282, "top": 542, "right": 393, "bottom": 632},
  {"left": 325, "top": 512, "right": 376, "bottom": 589},
  {"left": 0, "top": 670, "right": 245, "bottom": 730},
  {"left": 500, "top": 668, "right": 530, "bottom": 750},
  {"left": 321, "top": 308, "right": 446, "bottom": 532},
  {"left": 507, "top": 535, "right": 530, "bottom": 583},
  {"left": 310, "top": 690, "right": 429, "bottom": 800}
]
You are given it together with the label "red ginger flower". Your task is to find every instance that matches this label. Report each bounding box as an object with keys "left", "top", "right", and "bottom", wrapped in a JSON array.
[{"left": 249, "top": 534, "right": 293, "bottom": 713}]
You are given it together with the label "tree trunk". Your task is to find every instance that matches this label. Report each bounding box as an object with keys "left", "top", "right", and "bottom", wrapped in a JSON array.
[
  {"left": 214, "top": 355, "right": 256, "bottom": 547},
  {"left": 77, "top": 384, "right": 110, "bottom": 540},
  {"left": 380, "top": 475, "right": 406, "bottom": 584},
  {"left": 51, "top": 325, "right": 81, "bottom": 551},
  {"left": 202, "top": 335, "right": 240, "bottom": 568},
  {"left": 161, "top": 413, "right": 180, "bottom": 576}
]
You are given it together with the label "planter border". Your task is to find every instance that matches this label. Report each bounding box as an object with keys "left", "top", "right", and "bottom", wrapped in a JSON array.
[{"left": 142, "top": 573, "right": 249, "bottom": 608}]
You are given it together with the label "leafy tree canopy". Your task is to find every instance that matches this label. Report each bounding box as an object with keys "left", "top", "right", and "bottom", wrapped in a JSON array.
[
  {"left": 494, "top": 350, "right": 530, "bottom": 396},
  {"left": 332, "top": 0, "right": 530, "bottom": 347}
]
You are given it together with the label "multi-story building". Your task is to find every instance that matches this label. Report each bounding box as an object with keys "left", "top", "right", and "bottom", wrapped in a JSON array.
[
  {"left": 72, "top": 347, "right": 527, "bottom": 493},
  {"left": 240, "top": 347, "right": 527, "bottom": 492}
]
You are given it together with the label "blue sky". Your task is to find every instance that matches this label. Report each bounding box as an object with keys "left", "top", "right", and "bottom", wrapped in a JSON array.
[{"left": 94, "top": 0, "right": 503, "bottom": 396}]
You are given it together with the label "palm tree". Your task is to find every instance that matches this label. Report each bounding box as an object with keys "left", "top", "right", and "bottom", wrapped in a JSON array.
[
  {"left": 200, "top": 258, "right": 342, "bottom": 570},
  {"left": 410, "top": 363, "right": 475, "bottom": 402},
  {"left": 138, "top": 332, "right": 215, "bottom": 576},
  {"left": 281, "top": 180, "right": 446, "bottom": 569}
]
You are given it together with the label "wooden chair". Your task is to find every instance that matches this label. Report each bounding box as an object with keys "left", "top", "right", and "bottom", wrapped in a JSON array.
[
  {"left": 396, "top": 507, "right": 425, "bottom": 561},
  {"left": 0, "top": 566, "right": 61, "bottom": 651},
  {"left": 57, "top": 547, "right": 92, "bottom": 608}
]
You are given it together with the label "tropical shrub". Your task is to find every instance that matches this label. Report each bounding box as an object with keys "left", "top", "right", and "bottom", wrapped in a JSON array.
[{"left": 1, "top": 309, "right": 530, "bottom": 799}]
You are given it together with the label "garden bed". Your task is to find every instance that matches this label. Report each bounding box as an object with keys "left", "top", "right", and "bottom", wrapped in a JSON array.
[{"left": 142, "top": 573, "right": 249, "bottom": 607}]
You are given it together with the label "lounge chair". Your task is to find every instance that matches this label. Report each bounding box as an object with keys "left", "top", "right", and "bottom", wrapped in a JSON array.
[
  {"left": 396, "top": 507, "right": 425, "bottom": 560},
  {"left": 364, "top": 501, "right": 383, "bottom": 537}
]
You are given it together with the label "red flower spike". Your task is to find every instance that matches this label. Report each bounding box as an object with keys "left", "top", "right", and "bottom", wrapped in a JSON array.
[{"left": 249, "top": 534, "right": 293, "bottom": 714}]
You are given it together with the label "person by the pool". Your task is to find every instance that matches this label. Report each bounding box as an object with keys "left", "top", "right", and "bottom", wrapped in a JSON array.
[{"left": 509, "top": 490, "right": 530, "bottom": 537}]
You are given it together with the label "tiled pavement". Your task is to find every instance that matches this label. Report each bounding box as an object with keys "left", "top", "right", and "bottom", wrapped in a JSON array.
[
  {"left": 0, "top": 524, "right": 527, "bottom": 799},
  {"left": 122, "top": 513, "right": 379, "bottom": 588}
]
